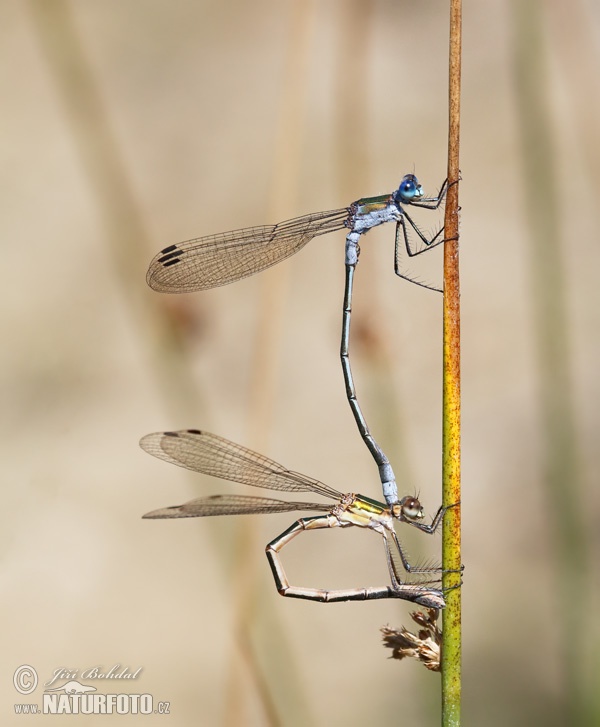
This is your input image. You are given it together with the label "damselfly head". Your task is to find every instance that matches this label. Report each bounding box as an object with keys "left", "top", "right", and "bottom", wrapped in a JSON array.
[
  {"left": 394, "top": 495, "right": 425, "bottom": 522},
  {"left": 394, "top": 174, "right": 424, "bottom": 204}
]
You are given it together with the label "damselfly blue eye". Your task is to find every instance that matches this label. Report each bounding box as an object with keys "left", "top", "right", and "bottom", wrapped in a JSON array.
[{"left": 395, "top": 174, "right": 421, "bottom": 202}]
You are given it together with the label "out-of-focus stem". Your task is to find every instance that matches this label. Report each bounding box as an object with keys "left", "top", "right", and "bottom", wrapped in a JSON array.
[
  {"left": 27, "top": 2, "right": 297, "bottom": 725},
  {"left": 222, "top": 1, "right": 318, "bottom": 725},
  {"left": 512, "top": 1, "right": 590, "bottom": 723}
]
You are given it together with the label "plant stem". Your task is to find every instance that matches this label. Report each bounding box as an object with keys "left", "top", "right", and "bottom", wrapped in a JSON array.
[
  {"left": 441, "top": 0, "right": 462, "bottom": 725},
  {"left": 511, "top": 2, "right": 591, "bottom": 723}
]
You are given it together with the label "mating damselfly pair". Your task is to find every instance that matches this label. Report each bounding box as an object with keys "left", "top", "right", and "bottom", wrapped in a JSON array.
[{"left": 142, "top": 174, "right": 457, "bottom": 607}]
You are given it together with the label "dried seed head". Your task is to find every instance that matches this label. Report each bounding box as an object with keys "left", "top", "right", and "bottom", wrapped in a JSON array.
[{"left": 381, "top": 609, "right": 442, "bottom": 672}]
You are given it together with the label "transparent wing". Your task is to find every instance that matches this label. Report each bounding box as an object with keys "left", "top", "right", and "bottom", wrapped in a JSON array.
[
  {"left": 143, "top": 494, "right": 333, "bottom": 519},
  {"left": 147, "top": 208, "right": 349, "bottom": 293},
  {"left": 140, "top": 429, "right": 343, "bottom": 500}
]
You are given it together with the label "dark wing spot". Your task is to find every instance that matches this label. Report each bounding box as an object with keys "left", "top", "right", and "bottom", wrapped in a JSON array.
[
  {"left": 158, "top": 249, "right": 181, "bottom": 264},
  {"left": 159, "top": 244, "right": 178, "bottom": 254},
  {"left": 164, "top": 431, "right": 179, "bottom": 438},
  {"left": 187, "top": 429, "right": 202, "bottom": 435},
  {"left": 163, "top": 259, "right": 180, "bottom": 268}
]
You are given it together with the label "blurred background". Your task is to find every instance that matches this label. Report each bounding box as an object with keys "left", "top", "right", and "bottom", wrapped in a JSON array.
[{"left": 2, "top": 0, "right": 599, "bottom": 725}]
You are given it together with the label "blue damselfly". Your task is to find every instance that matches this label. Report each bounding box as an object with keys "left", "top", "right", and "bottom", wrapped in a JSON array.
[{"left": 147, "top": 175, "right": 449, "bottom": 505}]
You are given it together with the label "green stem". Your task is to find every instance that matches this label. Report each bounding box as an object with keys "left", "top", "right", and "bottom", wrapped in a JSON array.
[{"left": 441, "top": 1, "right": 462, "bottom": 725}]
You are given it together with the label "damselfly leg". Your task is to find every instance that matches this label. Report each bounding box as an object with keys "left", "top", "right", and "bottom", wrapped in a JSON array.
[
  {"left": 394, "top": 177, "right": 461, "bottom": 292},
  {"left": 266, "top": 515, "right": 446, "bottom": 608}
]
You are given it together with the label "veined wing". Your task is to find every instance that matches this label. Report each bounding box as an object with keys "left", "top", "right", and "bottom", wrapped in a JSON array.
[
  {"left": 147, "top": 208, "right": 349, "bottom": 293},
  {"left": 143, "top": 494, "right": 333, "bottom": 519},
  {"left": 140, "top": 429, "right": 343, "bottom": 500}
]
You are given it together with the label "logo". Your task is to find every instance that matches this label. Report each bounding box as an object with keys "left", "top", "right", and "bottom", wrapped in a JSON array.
[
  {"left": 14, "top": 666, "right": 37, "bottom": 695},
  {"left": 12, "top": 665, "right": 170, "bottom": 716},
  {"left": 45, "top": 680, "right": 96, "bottom": 695}
]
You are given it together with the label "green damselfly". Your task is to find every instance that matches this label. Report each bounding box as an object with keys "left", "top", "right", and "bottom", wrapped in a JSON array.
[{"left": 141, "top": 428, "right": 453, "bottom": 608}]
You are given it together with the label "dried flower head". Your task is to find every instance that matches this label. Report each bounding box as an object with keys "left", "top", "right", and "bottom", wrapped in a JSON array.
[{"left": 381, "top": 608, "right": 442, "bottom": 672}]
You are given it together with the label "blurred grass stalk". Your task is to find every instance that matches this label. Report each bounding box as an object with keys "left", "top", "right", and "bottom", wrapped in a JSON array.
[
  {"left": 512, "top": 1, "right": 594, "bottom": 724},
  {"left": 26, "top": 1, "right": 310, "bottom": 725},
  {"left": 441, "top": 0, "right": 462, "bottom": 725},
  {"left": 223, "top": 1, "right": 319, "bottom": 725},
  {"left": 27, "top": 0, "right": 204, "bottom": 418}
]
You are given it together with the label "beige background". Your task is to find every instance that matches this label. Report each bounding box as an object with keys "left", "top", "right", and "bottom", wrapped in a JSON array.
[{"left": 2, "top": 1, "right": 599, "bottom": 725}]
